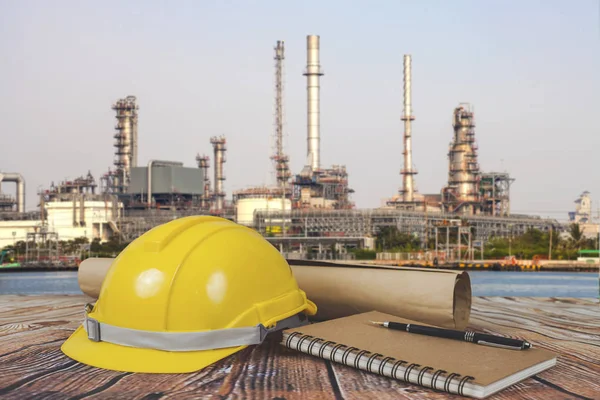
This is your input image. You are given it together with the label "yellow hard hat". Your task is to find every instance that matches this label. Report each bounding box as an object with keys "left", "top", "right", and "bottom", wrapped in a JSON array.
[{"left": 61, "top": 216, "right": 317, "bottom": 373}]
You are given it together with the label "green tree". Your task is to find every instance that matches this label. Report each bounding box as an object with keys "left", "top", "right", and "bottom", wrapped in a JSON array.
[
  {"left": 376, "top": 227, "right": 421, "bottom": 251},
  {"left": 569, "top": 223, "right": 585, "bottom": 252},
  {"left": 350, "top": 248, "right": 377, "bottom": 260}
]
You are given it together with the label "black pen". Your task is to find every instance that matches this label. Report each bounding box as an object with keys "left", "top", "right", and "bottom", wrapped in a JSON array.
[{"left": 370, "top": 321, "right": 531, "bottom": 350}]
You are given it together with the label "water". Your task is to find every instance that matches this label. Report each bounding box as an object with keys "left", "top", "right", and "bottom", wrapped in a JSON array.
[
  {"left": 0, "top": 270, "right": 598, "bottom": 298},
  {"left": 468, "top": 271, "right": 598, "bottom": 298},
  {"left": 0, "top": 272, "right": 83, "bottom": 295}
]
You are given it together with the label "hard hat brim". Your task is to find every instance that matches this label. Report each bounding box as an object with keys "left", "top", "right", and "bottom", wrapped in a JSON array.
[{"left": 61, "top": 325, "right": 245, "bottom": 373}]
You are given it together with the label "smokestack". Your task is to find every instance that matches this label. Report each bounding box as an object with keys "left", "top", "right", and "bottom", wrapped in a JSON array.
[
  {"left": 401, "top": 55, "right": 417, "bottom": 202},
  {"left": 304, "top": 35, "right": 324, "bottom": 171}
]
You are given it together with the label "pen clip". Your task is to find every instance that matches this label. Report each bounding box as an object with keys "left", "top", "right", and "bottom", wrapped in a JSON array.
[{"left": 476, "top": 340, "right": 522, "bottom": 350}]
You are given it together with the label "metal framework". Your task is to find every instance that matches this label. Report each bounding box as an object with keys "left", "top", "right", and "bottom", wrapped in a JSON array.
[
  {"left": 480, "top": 172, "right": 514, "bottom": 216},
  {"left": 291, "top": 166, "right": 354, "bottom": 210},
  {"left": 434, "top": 221, "right": 474, "bottom": 262},
  {"left": 114, "top": 208, "right": 233, "bottom": 242},
  {"left": 271, "top": 40, "right": 291, "bottom": 187},
  {"left": 253, "top": 208, "right": 560, "bottom": 244},
  {"left": 0, "top": 193, "right": 15, "bottom": 212},
  {"left": 25, "top": 228, "right": 59, "bottom": 264},
  {"left": 92, "top": 206, "right": 563, "bottom": 253}
]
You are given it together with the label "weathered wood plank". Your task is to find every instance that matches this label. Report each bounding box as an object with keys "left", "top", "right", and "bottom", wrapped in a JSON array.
[
  {"left": 464, "top": 296, "right": 600, "bottom": 399},
  {"left": 0, "top": 295, "right": 598, "bottom": 399}
]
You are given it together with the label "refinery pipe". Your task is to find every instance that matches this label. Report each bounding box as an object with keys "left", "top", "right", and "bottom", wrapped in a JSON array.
[
  {"left": 0, "top": 172, "right": 26, "bottom": 213},
  {"left": 146, "top": 160, "right": 183, "bottom": 207}
]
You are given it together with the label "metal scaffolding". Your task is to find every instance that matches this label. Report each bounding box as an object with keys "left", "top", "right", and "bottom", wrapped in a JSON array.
[
  {"left": 25, "top": 227, "right": 59, "bottom": 264},
  {"left": 480, "top": 172, "right": 514, "bottom": 216},
  {"left": 111, "top": 96, "right": 139, "bottom": 193},
  {"left": 271, "top": 40, "right": 291, "bottom": 187},
  {"left": 433, "top": 221, "right": 475, "bottom": 262},
  {"left": 253, "top": 208, "right": 559, "bottom": 243}
]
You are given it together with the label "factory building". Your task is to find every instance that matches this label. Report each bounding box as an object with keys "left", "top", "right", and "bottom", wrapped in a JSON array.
[
  {"left": 39, "top": 173, "right": 121, "bottom": 241},
  {"left": 568, "top": 191, "right": 599, "bottom": 238},
  {"left": 125, "top": 161, "right": 204, "bottom": 209},
  {"left": 0, "top": 219, "right": 40, "bottom": 250},
  {"left": 0, "top": 173, "right": 122, "bottom": 248}
]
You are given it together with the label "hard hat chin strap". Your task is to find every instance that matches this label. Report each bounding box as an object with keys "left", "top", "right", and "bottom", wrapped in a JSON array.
[{"left": 82, "top": 303, "right": 308, "bottom": 352}]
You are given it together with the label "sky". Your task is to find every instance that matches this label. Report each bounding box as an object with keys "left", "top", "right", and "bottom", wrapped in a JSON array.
[{"left": 1, "top": 0, "right": 599, "bottom": 222}]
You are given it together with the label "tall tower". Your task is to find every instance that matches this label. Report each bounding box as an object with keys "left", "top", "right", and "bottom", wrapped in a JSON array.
[
  {"left": 210, "top": 136, "right": 227, "bottom": 211},
  {"left": 303, "top": 35, "right": 324, "bottom": 171},
  {"left": 271, "top": 40, "right": 291, "bottom": 186},
  {"left": 196, "top": 154, "right": 211, "bottom": 209},
  {"left": 112, "top": 96, "right": 138, "bottom": 192},
  {"left": 400, "top": 55, "right": 417, "bottom": 202},
  {"left": 445, "top": 104, "right": 481, "bottom": 214}
]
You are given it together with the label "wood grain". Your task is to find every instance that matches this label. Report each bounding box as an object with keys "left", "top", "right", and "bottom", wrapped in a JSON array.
[{"left": 0, "top": 295, "right": 598, "bottom": 399}]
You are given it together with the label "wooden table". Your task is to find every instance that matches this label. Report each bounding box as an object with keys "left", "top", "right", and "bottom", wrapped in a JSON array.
[{"left": 1, "top": 295, "right": 598, "bottom": 399}]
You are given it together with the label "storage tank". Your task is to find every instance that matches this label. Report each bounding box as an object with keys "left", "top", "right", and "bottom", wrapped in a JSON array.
[{"left": 235, "top": 197, "right": 291, "bottom": 226}]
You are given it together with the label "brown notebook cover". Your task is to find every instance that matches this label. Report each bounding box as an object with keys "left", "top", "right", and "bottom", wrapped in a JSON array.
[{"left": 282, "top": 311, "right": 557, "bottom": 399}]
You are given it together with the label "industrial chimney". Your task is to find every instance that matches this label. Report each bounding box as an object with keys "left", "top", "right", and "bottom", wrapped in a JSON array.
[
  {"left": 400, "top": 55, "right": 417, "bottom": 202},
  {"left": 303, "top": 35, "right": 324, "bottom": 171}
]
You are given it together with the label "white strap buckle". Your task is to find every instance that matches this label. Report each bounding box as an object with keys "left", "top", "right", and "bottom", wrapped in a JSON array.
[{"left": 86, "top": 317, "right": 101, "bottom": 342}]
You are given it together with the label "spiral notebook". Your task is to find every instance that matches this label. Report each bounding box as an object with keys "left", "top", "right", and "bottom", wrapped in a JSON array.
[{"left": 281, "top": 311, "right": 557, "bottom": 399}]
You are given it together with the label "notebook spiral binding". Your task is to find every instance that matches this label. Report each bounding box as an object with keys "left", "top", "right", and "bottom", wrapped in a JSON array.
[{"left": 285, "top": 332, "right": 475, "bottom": 396}]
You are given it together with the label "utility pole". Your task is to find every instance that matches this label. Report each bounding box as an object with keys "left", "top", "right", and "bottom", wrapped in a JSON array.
[
  {"left": 508, "top": 225, "right": 513, "bottom": 258},
  {"left": 548, "top": 226, "right": 553, "bottom": 260},
  {"left": 424, "top": 203, "right": 429, "bottom": 252}
]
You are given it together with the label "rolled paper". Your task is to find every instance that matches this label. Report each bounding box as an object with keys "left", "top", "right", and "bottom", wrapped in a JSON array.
[{"left": 287, "top": 260, "right": 471, "bottom": 330}]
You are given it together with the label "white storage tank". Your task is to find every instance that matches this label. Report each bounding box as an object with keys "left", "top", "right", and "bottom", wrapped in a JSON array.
[{"left": 235, "top": 197, "right": 291, "bottom": 226}]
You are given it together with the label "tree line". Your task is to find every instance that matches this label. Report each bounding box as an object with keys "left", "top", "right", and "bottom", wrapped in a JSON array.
[
  {"left": 372, "top": 223, "right": 598, "bottom": 260},
  {"left": 2, "top": 237, "right": 130, "bottom": 260}
]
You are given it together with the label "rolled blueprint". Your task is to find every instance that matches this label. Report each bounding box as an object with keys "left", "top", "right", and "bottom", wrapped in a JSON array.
[
  {"left": 287, "top": 260, "right": 471, "bottom": 330},
  {"left": 78, "top": 258, "right": 471, "bottom": 330}
]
